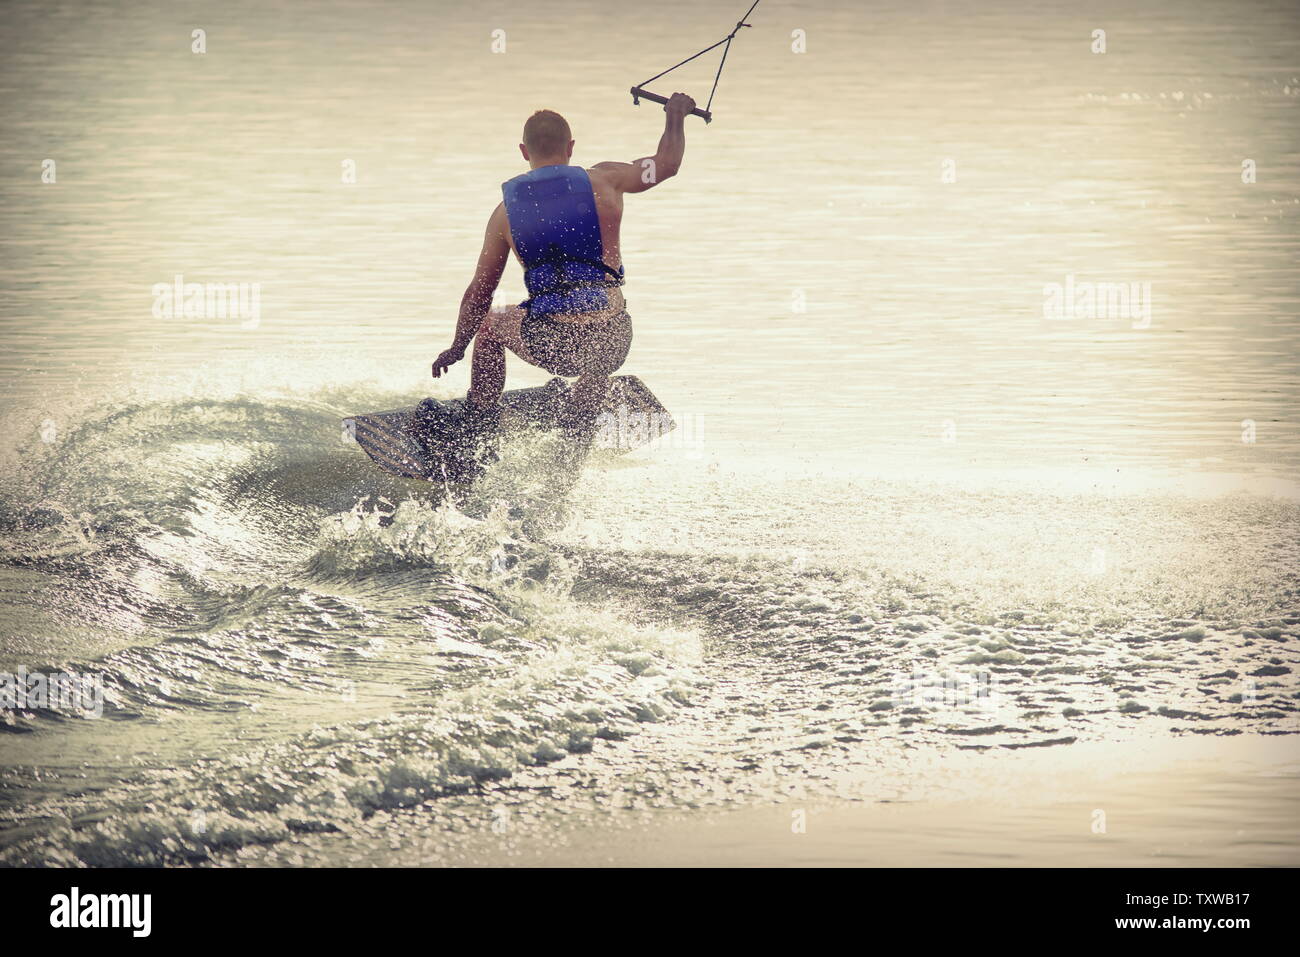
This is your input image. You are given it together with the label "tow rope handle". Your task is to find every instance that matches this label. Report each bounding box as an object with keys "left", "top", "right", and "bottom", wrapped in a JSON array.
[
  {"left": 629, "top": 0, "right": 760, "bottom": 125},
  {"left": 629, "top": 87, "right": 713, "bottom": 124}
]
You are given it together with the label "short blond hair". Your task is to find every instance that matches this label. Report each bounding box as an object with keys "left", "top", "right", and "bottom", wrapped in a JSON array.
[{"left": 522, "top": 110, "right": 572, "bottom": 157}]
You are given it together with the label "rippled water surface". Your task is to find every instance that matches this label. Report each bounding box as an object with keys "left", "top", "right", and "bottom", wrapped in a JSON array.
[{"left": 0, "top": 0, "right": 1297, "bottom": 866}]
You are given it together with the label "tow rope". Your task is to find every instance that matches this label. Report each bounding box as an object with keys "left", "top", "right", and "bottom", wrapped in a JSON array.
[{"left": 629, "top": 0, "right": 762, "bottom": 124}]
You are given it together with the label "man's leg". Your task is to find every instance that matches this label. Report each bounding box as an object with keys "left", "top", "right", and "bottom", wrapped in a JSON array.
[
  {"left": 467, "top": 306, "right": 533, "bottom": 410},
  {"left": 564, "top": 312, "right": 631, "bottom": 420},
  {"left": 567, "top": 372, "right": 611, "bottom": 415}
]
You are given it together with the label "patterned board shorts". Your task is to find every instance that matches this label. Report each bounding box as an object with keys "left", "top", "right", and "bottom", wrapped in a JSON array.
[{"left": 520, "top": 309, "right": 633, "bottom": 378}]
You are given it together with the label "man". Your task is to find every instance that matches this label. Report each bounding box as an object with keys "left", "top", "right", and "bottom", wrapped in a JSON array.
[{"left": 431, "top": 92, "right": 697, "bottom": 440}]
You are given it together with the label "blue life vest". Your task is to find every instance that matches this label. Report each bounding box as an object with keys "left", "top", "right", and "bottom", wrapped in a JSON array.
[{"left": 501, "top": 165, "right": 624, "bottom": 317}]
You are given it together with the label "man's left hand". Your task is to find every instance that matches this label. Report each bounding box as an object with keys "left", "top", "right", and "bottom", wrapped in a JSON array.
[{"left": 432, "top": 346, "right": 465, "bottom": 378}]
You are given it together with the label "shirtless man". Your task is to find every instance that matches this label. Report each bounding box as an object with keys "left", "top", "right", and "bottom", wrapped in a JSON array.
[{"left": 431, "top": 92, "right": 696, "bottom": 435}]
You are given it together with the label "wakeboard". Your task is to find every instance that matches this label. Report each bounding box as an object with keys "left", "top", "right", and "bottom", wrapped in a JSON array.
[{"left": 344, "top": 375, "right": 674, "bottom": 483}]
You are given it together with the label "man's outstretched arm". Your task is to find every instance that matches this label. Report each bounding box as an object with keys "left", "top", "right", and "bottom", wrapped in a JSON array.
[
  {"left": 432, "top": 204, "right": 510, "bottom": 377},
  {"left": 592, "top": 92, "right": 696, "bottom": 194}
]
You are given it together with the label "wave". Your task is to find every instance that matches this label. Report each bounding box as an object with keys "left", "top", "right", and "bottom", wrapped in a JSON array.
[
  {"left": 0, "top": 392, "right": 709, "bottom": 864},
  {"left": 0, "top": 392, "right": 1296, "bottom": 866}
]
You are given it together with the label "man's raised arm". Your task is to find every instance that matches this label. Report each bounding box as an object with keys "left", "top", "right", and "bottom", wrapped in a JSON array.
[{"left": 593, "top": 92, "right": 696, "bottom": 194}]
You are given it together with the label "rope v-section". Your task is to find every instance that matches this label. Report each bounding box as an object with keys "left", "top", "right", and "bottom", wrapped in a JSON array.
[{"left": 629, "top": 0, "right": 762, "bottom": 124}]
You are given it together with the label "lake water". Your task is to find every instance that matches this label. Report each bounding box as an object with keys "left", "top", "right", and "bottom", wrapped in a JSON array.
[{"left": 0, "top": 0, "right": 1297, "bottom": 866}]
